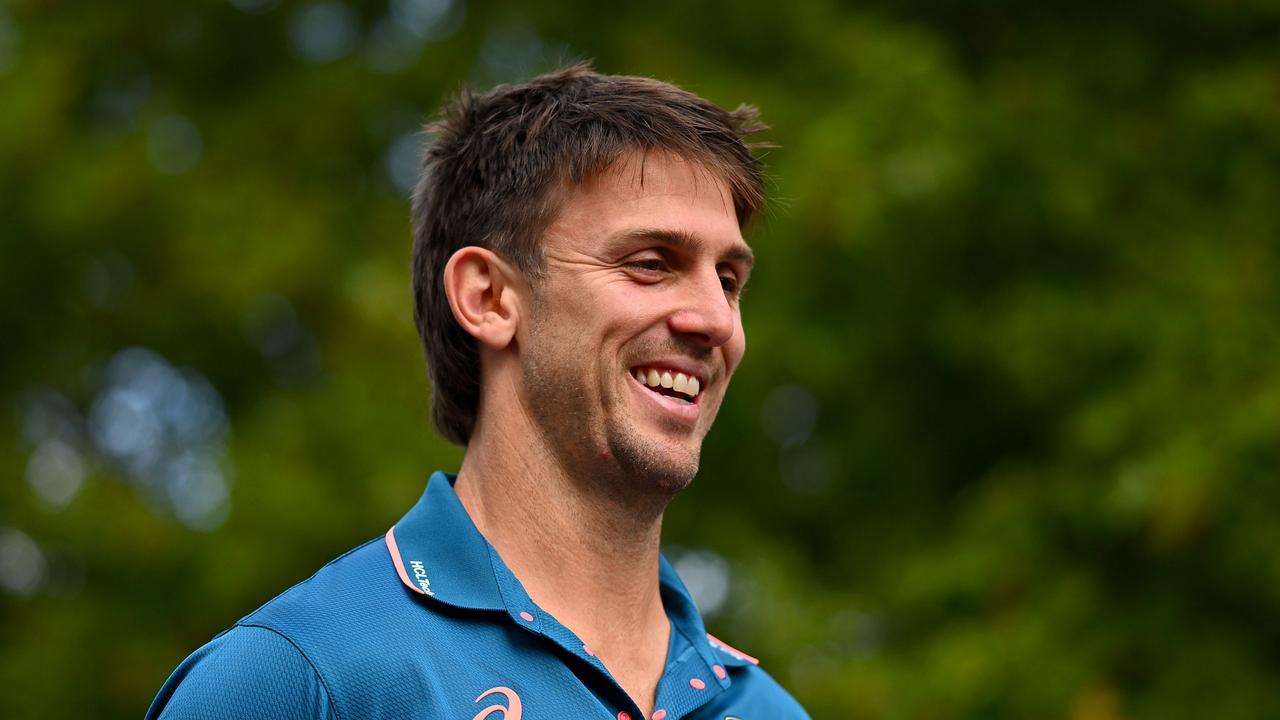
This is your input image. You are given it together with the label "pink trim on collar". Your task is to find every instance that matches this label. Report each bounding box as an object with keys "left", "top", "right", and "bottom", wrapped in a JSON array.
[
  {"left": 385, "top": 527, "right": 425, "bottom": 595},
  {"left": 706, "top": 632, "right": 759, "bottom": 665}
]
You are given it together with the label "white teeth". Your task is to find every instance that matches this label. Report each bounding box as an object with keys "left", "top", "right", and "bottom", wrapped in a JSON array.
[{"left": 631, "top": 367, "right": 701, "bottom": 399}]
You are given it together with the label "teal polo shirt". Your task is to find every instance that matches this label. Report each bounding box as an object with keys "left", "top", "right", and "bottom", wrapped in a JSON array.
[{"left": 146, "top": 472, "right": 809, "bottom": 719}]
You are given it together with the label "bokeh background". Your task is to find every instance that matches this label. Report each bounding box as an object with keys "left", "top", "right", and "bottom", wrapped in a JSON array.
[{"left": 3, "top": 0, "right": 1280, "bottom": 717}]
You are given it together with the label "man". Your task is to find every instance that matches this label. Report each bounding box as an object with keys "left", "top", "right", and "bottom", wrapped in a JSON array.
[{"left": 147, "top": 65, "right": 809, "bottom": 720}]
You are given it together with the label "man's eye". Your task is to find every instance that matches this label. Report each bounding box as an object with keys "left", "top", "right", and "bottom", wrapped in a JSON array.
[
  {"left": 720, "top": 274, "right": 741, "bottom": 294},
  {"left": 627, "top": 259, "right": 666, "bottom": 272}
]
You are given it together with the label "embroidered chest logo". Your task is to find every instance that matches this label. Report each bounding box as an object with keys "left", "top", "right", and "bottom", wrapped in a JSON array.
[
  {"left": 472, "top": 686, "right": 522, "bottom": 720},
  {"left": 409, "top": 560, "right": 435, "bottom": 596}
]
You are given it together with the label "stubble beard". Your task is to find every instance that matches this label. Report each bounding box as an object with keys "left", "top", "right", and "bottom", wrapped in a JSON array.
[
  {"left": 522, "top": 328, "right": 701, "bottom": 505},
  {"left": 603, "top": 409, "right": 701, "bottom": 498}
]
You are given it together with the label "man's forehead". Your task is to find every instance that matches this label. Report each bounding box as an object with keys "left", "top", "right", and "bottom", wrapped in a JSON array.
[
  {"left": 609, "top": 150, "right": 733, "bottom": 197},
  {"left": 547, "top": 151, "right": 746, "bottom": 248}
]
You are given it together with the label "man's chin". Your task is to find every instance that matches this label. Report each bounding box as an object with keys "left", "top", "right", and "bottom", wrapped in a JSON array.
[{"left": 605, "top": 431, "right": 701, "bottom": 496}]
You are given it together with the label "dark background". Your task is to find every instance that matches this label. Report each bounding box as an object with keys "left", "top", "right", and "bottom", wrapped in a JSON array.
[{"left": 3, "top": 0, "right": 1279, "bottom": 717}]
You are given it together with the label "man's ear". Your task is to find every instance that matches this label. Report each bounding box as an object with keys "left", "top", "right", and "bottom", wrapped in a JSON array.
[{"left": 442, "top": 246, "right": 526, "bottom": 351}]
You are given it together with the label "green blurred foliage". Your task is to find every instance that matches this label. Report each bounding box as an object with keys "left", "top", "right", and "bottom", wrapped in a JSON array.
[{"left": 3, "top": 0, "right": 1279, "bottom": 717}]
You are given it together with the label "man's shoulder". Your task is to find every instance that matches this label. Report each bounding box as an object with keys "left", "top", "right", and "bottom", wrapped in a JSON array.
[
  {"left": 707, "top": 634, "right": 812, "bottom": 719},
  {"left": 236, "top": 535, "right": 445, "bottom": 674},
  {"left": 240, "top": 536, "right": 396, "bottom": 635},
  {"left": 727, "top": 662, "right": 810, "bottom": 718},
  {"left": 147, "top": 624, "right": 336, "bottom": 720},
  {"left": 148, "top": 536, "right": 430, "bottom": 719}
]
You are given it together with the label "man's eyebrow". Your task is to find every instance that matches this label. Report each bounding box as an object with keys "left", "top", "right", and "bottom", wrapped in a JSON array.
[{"left": 611, "top": 228, "right": 755, "bottom": 269}]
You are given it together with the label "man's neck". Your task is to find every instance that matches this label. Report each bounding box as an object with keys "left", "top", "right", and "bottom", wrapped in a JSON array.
[{"left": 454, "top": 416, "right": 672, "bottom": 717}]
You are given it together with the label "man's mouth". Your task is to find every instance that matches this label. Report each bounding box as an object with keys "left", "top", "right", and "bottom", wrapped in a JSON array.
[{"left": 630, "top": 367, "right": 702, "bottom": 405}]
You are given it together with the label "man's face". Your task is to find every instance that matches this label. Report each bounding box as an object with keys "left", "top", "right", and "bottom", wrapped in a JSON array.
[{"left": 519, "top": 152, "right": 752, "bottom": 496}]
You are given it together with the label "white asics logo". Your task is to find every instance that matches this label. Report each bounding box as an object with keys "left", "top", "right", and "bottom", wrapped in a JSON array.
[
  {"left": 409, "top": 560, "right": 435, "bottom": 596},
  {"left": 472, "top": 687, "right": 522, "bottom": 720}
]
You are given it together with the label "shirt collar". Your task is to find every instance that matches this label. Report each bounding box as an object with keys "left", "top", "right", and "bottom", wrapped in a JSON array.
[
  {"left": 658, "top": 554, "right": 712, "bottom": 652},
  {"left": 384, "top": 471, "right": 505, "bottom": 610},
  {"left": 385, "top": 471, "right": 757, "bottom": 671}
]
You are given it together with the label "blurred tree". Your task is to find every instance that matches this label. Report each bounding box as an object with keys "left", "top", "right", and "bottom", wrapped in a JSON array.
[{"left": 2, "top": 0, "right": 1278, "bottom": 718}]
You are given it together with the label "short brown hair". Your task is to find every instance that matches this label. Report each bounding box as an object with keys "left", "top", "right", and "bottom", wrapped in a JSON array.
[{"left": 411, "top": 63, "right": 767, "bottom": 445}]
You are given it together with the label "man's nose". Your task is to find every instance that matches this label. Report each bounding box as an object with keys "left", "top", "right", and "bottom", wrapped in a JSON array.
[{"left": 666, "top": 269, "right": 738, "bottom": 347}]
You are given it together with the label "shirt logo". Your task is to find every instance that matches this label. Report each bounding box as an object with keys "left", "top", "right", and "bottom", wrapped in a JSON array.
[
  {"left": 472, "top": 686, "right": 522, "bottom": 720},
  {"left": 409, "top": 560, "right": 435, "bottom": 596}
]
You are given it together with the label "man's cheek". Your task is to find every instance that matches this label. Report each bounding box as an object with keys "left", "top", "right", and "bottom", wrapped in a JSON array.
[{"left": 726, "top": 335, "right": 747, "bottom": 376}]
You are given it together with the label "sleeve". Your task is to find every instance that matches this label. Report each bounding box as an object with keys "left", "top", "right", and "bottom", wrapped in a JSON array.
[
  {"left": 755, "top": 669, "right": 812, "bottom": 719},
  {"left": 145, "top": 624, "right": 337, "bottom": 720}
]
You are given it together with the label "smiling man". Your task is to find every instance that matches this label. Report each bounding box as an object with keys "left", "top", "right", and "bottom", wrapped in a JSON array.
[{"left": 147, "top": 65, "right": 809, "bottom": 720}]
